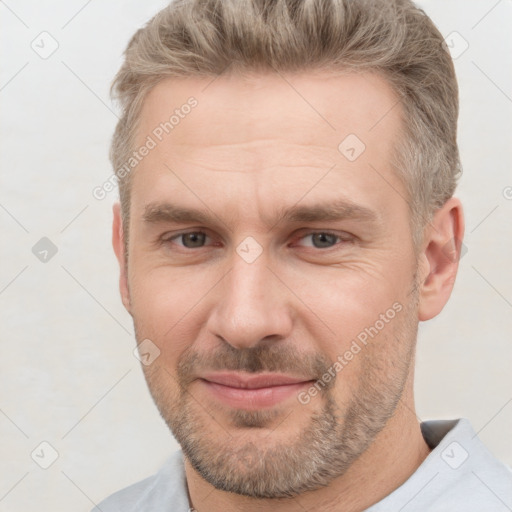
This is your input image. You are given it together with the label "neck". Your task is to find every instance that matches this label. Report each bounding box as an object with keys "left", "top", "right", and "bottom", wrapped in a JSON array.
[{"left": 184, "top": 381, "right": 431, "bottom": 512}]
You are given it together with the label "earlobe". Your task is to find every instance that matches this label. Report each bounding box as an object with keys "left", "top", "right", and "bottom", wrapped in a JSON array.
[
  {"left": 418, "top": 197, "right": 465, "bottom": 322},
  {"left": 112, "top": 203, "right": 131, "bottom": 313}
]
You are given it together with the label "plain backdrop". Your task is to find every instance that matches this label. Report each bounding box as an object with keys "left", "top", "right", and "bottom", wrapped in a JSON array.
[{"left": 1, "top": 1, "right": 511, "bottom": 511}]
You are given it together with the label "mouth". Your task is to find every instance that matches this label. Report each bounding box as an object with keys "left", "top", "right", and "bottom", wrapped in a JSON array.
[{"left": 198, "top": 372, "right": 316, "bottom": 410}]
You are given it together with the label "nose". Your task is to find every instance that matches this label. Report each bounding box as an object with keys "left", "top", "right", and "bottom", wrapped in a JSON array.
[{"left": 205, "top": 253, "right": 294, "bottom": 350}]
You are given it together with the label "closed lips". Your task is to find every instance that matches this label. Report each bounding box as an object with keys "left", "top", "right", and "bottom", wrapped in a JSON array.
[{"left": 199, "top": 372, "right": 315, "bottom": 388}]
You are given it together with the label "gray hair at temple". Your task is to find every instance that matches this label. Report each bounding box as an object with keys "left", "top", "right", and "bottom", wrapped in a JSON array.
[{"left": 110, "top": 0, "right": 461, "bottom": 248}]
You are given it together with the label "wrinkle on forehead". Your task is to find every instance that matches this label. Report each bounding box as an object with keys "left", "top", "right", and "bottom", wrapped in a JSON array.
[
  {"left": 136, "top": 70, "right": 402, "bottom": 152},
  {"left": 162, "top": 139, "right": 339, "bottom": 176}
]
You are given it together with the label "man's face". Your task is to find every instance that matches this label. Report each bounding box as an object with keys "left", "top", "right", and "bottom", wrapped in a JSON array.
[{"left": 120, "top": 71, "right": 421, "bottom": 497}]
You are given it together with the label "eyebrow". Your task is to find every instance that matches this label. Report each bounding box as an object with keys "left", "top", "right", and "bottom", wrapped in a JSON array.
[
  {"left": 276, "top": 201, "right": 378, "bottom": 225},
  {"left": 142, "top": 199, "right": 379, "bottom": 229}
]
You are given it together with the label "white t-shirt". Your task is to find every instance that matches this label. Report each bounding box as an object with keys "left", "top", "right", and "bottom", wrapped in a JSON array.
[{"left": 93, "top": 418, "right": 512, "bottom": 511}]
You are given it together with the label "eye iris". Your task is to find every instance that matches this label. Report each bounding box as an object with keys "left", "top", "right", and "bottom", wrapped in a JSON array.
[
  {"left": 182, "top": 232, "right": 206, "bottom": 248},
  {"left": 177, "top": 233, "right": 339, "bottom": 249},
  {"left": 312, "top": 233, "right": 337, "bottom": 248}
]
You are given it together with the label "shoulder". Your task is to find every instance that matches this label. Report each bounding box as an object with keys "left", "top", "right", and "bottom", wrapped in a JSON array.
[
  {"left": 91, "top": 449, "right": 190, "bottom": 512},
  {"left": 422, "top": 418, "right": 512, "bottom": 509},
  {"left": 92, "top": 473, "right": 160, "bottom": 512},
  {"left": 370, "top": 418, "right": 512, "bottom": 511}
]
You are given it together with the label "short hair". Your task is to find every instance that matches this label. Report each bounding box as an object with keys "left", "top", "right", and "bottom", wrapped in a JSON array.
[{"left": 110, "top": 0, "right": 461, "bottom": 246}]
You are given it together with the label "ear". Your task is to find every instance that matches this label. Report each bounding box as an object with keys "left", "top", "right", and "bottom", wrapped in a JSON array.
[
  {"left": 418, "top": 197, "right": 465, "bottom": 321},
  {"left": 112, "top": 203, "right": 131, "bottom": 313}
]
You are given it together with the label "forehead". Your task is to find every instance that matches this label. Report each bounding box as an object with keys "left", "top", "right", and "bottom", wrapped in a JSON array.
[
  {"left": 137, "top": 69, "right": 402, "bottom": 154},
  {"left": 130, "top": 70, "right": 406, "bottom": 228}
]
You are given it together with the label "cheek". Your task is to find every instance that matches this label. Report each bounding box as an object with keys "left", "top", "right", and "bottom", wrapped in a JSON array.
[
  {"left": 326, "top": 303, "right": 412, "bottom": 406},
  {"left": 285, "top": 261, "right": 409, "bottom": 340},
  {"left": 287, "top": 263, "right": 413, "bottom": 395},
  {"left": 128, "top": 264, "right": 212, "bottom": 358},
  {"left": 129, "top": 259, "right": 207, "bottom": 316}
]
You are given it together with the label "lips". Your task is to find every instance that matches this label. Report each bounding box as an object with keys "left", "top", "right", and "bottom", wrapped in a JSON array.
[
  {"left": 200, "top": 372, "right": 312, "bottom": 389},
  {"left": 198, "top": 372, "right": 315, "bottom": 410}
]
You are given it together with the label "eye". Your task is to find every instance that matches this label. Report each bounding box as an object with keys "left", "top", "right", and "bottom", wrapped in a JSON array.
[
  {"left": 164, "top": 231, "right": 211, "bottom": 249},
  {"left": 295, "top": 231, "right": 351, "bottom": 249},
  {"left": 160, "top": 230, "right": 353, "bottom": 252}
]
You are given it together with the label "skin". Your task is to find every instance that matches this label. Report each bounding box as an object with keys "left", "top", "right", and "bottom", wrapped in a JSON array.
[{"left": 112, "top": 70, "right": 464, "bottom": 511}]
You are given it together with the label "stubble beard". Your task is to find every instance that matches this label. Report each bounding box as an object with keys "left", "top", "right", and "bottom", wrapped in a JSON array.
[{"left": 137, "top": 285, "right": 419, "bottom": 498}]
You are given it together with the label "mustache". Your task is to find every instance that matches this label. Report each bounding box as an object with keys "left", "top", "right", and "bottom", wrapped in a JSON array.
[{"left": 176, "top": 342, "right": 335, "bottom": 389}]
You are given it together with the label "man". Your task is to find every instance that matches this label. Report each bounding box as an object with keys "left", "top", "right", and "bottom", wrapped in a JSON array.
[{"left": 96, "top": 0, "right": 512, "bottom": 510}]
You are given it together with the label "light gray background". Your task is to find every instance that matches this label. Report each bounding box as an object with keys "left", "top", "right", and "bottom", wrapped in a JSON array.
[{"left": 1, "top": 1, "right": 511, "bottom": 511}]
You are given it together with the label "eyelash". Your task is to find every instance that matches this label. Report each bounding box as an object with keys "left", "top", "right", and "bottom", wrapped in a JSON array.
[{"left": 160, "top": 230, "right": 353, "bottom": 251}]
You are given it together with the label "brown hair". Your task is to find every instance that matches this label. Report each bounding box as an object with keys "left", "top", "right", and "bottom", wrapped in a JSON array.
[{"left": 110, "top": 0, "right": 461, "bottom": 245}]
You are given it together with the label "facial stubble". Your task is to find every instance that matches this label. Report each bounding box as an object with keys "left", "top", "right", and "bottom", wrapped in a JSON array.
[{"left": 136, "top": 280, "right": 419, "bottom": 499}]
